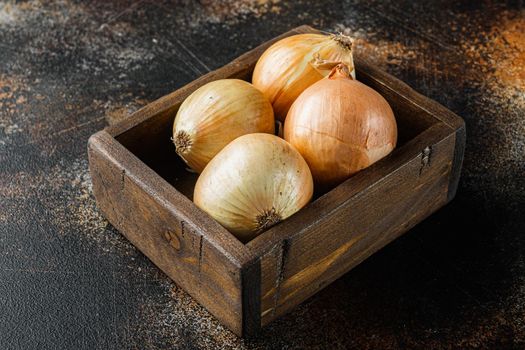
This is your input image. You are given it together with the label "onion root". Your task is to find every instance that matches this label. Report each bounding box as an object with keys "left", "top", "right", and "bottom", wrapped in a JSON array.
[
  {"left": 256, "top": 207, "right": 282, "bottom": 232},
  {"left": 173, "top": 130, "right": 192, "bottom": 155}
]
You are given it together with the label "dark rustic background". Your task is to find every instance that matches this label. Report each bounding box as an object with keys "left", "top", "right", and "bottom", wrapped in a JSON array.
[{"left": 0, "top": 1, "right": 524, "bottom": 349}]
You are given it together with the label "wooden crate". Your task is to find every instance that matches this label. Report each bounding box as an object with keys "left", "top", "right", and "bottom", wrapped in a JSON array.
[{"left": 88, "top": 25, "right": 465, "bottom": 336}]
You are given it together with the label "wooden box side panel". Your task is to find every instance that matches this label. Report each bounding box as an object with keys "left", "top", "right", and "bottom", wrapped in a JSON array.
[
  {"left": 257, "top": 124, "right": 456, "bottom": 325},
  {"left": 88, "top": 131, "right": 245, "bottom": 335},
  {"left": 355, "top": 58, "right": 466, "bottom": 202}
]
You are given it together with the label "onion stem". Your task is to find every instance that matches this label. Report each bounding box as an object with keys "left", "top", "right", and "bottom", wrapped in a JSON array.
[{"left": 331, "top": 33, "right": 353, "bottom": 51}]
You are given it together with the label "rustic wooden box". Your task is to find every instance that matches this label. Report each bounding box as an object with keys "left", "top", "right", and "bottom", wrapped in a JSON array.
[{"left": 88, "top": 25, "right": 465, "bottom": 336}]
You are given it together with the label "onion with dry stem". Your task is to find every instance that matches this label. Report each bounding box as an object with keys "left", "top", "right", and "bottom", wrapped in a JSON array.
[
  {"left": 173, "top": 79, "right": 274, "bottom": 173},
  {"left": 194, "top": 133, "right": 313, "bottom": 242},
  {"left": 252, "top": 33, "right": 355, "bottom": 121},
  {"left": 284, "top": 64, "right": 397, "bottom": 190}
]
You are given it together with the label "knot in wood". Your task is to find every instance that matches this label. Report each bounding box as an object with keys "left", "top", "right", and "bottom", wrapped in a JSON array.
[{"left": 164, "top": 230, "right": 181, "bottom": 251}]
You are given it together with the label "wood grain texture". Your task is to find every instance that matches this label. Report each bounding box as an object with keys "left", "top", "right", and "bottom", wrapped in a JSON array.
[
  {"left": 354, "top": 58, "right": 466, "bottom": 202},
  {"left": 447, "top": 124, "right": 466, "bottom": 202},
  {"left": 241, "top": 259, "right": 262, "bottom": 336},
  {"left": 87, "top": 25, "right": 465, "bottom": 336},
  {"left": 255, "top": 124, "right": 455, "bottom": 324},
  {"left": 88, "top": 130, "right": 252, "bottom": 335}
]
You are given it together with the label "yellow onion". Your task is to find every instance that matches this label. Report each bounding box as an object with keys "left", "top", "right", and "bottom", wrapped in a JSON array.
[
  {"left": 284, "top": 64, "right": 397, "bottom": 190},
  {"left": 194, "top": 133, "right": 313, "bottom": 242},
  {"left": 252, "top": 33, "right": 355, "bottom": 121},
  {"left": 173, "top": 79, "right": 274, "bottom": 173}
]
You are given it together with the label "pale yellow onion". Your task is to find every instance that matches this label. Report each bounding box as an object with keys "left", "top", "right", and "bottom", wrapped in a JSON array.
[
  {"left": 252, "top": 33, "right": 355, "bottom": 121},
  {"left": 284, "top": 64, "right": 397, "bottom": 190},
  {"left": 194, "top": 133, "right": 313, "bottom": 242},
  {"left": 173, "top": 79, "right": 274, "bottom": 173}
]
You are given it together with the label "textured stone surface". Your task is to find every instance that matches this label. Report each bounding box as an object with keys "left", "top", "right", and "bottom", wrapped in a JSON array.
[{"left": 0, "top": 1, "right": 523, "bottom": 349}]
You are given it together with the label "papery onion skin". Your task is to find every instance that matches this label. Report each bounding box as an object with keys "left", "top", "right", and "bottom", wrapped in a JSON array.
[
  {"left": 194, "top": 133, "right": 313, "bottom": 242},
  {"left": 173, "top": 79, "right": 274, "bottom": 173},
  {"left": 252, "top": 33, "right": 355, "bottom": 121},
  {"left": 284, "top": 64, "right": 397, "bottom": 190}
]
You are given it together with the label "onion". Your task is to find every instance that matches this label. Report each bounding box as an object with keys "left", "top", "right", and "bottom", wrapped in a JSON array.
[
  {"left": 194, "top": 133, "right": 313, "bottom": 242},
  {"left": 173, "top": 79, "right": 274, "bottom": 173},
  {"left": 284, "top": 64, "right": 397, "bottom": 190},
  {"left": 252, "top": 33, "right": 355, "bottom": 121}
]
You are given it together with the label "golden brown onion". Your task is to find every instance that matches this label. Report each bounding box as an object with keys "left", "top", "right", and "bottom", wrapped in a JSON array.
[
  {"left": 194, "top": 133, "right": 313, "bottom": 242},
  {"left": 252, "top": 33, "right": 355, "bottom": 121},
  {"left": 173, "top": 79, "right": 274, "bottom": 173},
  {"left": 284, "top": 64, "right": 397, "bottom": 190}
]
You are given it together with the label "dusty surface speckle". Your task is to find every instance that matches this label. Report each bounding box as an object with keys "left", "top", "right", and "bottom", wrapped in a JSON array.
[
  {"left": 104, "top": 98, "right": 149, "bottom": 126},
  {"left": 0, "top": 2, "right": 21, "bottom": 25},
  {"left": 201, "top": 0, "right": 282, "bottom": 23},
  {"left": 0, "top": 1, "right": 524, "bottom": 349}
]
